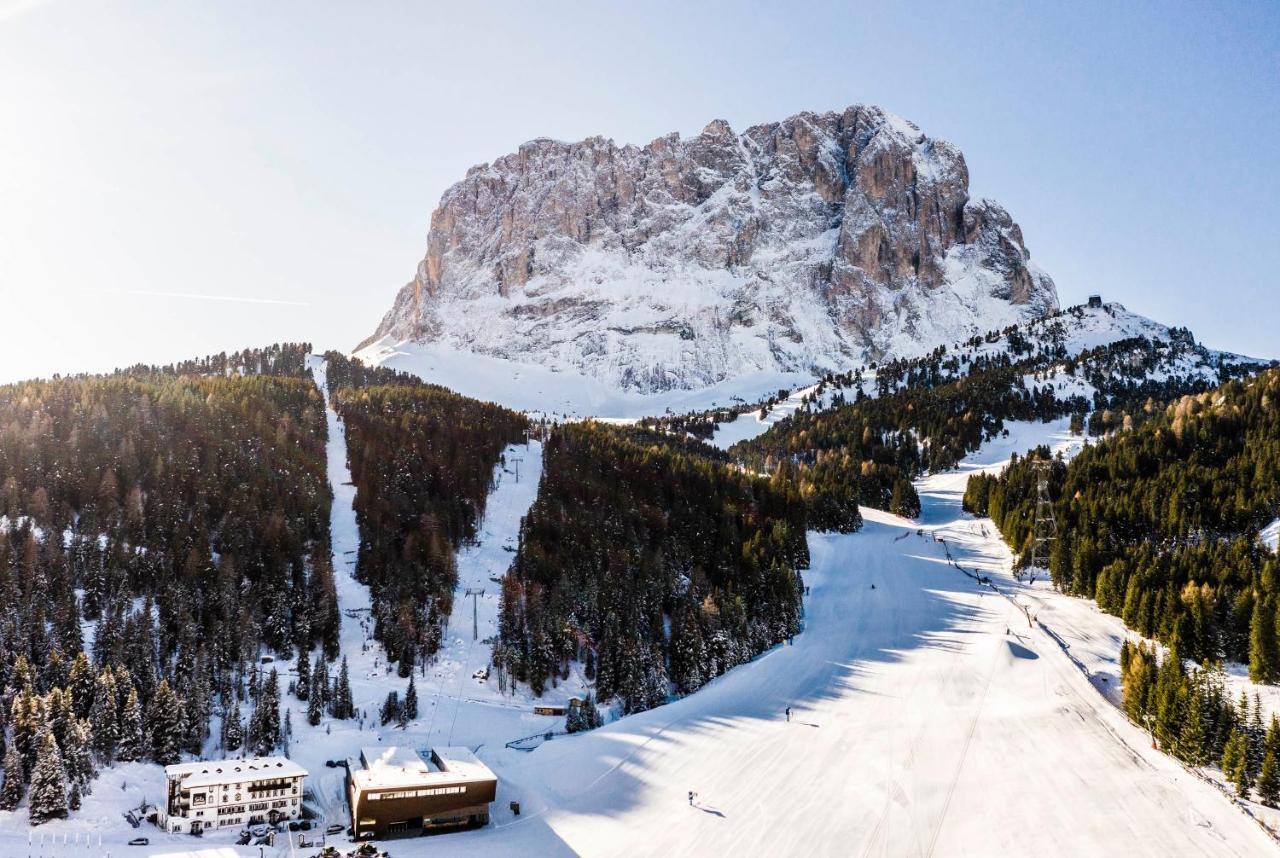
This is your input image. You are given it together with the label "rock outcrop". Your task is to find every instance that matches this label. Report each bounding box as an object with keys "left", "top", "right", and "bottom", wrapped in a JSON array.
[{"left": 362, "top": 105, "right": 1058, "bottom": 392}]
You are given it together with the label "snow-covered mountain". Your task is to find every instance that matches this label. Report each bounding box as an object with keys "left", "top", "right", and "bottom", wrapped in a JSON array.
[{"left": 361, "top": 105, "right": 1059, "bottom": 394}]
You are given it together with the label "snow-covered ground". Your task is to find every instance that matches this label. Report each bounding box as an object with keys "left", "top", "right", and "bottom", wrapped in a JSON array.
[
  {"left": 355, "top": 337, "right": 815, "bottom": 420},
  {"left": 707, "top": 383, "right": 820, "bottom": 450},
  {"left": 1263, "top": 518, "right": 1280, "bottom": 554},
  {"left": 318, "top": 417, "right": 1277, "bottom": 857},
  {"left": 6, "top": 364, "right": 1277, "bottom": 856}
]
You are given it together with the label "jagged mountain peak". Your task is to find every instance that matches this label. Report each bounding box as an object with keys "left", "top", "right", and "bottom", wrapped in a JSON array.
[{"left": 361, "top": 104, "right": 1059, "bottom": 394}]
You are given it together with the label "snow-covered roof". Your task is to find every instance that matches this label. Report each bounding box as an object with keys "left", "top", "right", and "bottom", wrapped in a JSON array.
[
  {"left": 166, "top": 756, "right": 306, "bottom": 788},
  {"left": 432, "top": 745, "right": 495, "bottom": 782},
  {"left": 351, "top": 745, "right": 495, "bottom": 791},
  {"left": 359, "top": 746, "right": 433, "bottom": 783}
]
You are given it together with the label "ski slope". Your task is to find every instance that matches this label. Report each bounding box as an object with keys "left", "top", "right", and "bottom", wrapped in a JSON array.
[
  {"left": 355, "top": 337, "right": 815, "bottom": 420},
  {"left": 708, "top": 383, "right": 820, "bottom": 450},
  {"left": 356, "top": 419, "right": 1278, "bottom": 857}
]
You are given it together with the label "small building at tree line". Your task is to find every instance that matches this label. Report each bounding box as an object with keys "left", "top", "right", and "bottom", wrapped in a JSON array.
[
  {"left": 159, "top": 756, "right": 307, "bottom": 834},
  {"left": 347, "top": 745, "right": 497, "bottom": 838}
]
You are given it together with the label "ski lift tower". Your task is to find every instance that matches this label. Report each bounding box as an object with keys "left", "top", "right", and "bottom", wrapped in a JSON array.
[{"left": 1026, "top": 459, "right": 1058, "bottom": 585}]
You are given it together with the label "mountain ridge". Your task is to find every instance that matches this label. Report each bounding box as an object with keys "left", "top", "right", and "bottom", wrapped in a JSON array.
[{"left": 362, "top": 104, "right": 1059, "bottom": 392}]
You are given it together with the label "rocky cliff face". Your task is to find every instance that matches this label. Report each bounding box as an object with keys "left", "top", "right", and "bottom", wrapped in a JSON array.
[{"left": 363, "top": 105, "right": 1058, "bottom": 392}]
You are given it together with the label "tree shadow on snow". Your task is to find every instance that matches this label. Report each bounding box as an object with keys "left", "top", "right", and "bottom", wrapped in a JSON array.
[{"left": 493, "top": 515, "right": 1009, "bottom": 843}]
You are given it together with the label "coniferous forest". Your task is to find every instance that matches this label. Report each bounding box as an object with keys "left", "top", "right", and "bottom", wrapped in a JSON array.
[
  {"left": 0, "top": 343, "right": 359, "bottom": 822},
  {"left": 967, "top": 369, "right": 1280, "bottom": 675},
  {"left": 497, "top": 423, "right": 809, "bottom": 714},
  {"left": 731, "top": 320, "right": 1262, "bottom": 529},
  {"left": 323, "top": 352, "right": 528, "bottom": 673}
]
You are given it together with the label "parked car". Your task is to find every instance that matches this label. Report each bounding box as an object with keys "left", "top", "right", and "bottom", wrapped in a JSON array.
[
  {"left": 326, "top": 823, "right": 345, "bottom": 835},
  {"left": 127, "top": 838, "right": 149, "bottom": 846},
  {"left": 299, "top": 820, "right": 312, "bottom": 830},
  {"left": 288, "top": 821, "right": 299, "bottom": 832}
]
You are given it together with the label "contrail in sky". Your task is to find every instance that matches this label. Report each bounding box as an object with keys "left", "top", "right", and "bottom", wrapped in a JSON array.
[{"left": 121, "top": 290, "right": 311, "bottom": 307}]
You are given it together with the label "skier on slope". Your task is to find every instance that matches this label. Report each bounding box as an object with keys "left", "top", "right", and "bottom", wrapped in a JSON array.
[{"left": 785, "top": 707, "right": 791, "bottom": 722}]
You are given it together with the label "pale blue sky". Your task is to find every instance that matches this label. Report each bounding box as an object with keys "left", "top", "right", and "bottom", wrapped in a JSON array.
[{"left": 1, "top": 1, "right": 1276, "bottom": 383}]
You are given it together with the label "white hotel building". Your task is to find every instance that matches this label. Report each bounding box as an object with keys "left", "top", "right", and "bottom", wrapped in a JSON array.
[{"left": 160, "top": 757, "right": 308, "bottom": 834}]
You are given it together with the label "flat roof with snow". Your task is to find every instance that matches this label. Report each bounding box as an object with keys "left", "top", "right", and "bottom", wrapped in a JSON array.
[{"left": 351, "top": 745, "right": 495, "bottom": 791}]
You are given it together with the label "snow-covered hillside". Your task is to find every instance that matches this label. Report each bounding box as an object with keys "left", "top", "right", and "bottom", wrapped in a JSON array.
[
  {"left": 362, "top": 419, "right": 1278, "bottom": 857},
  {"left": 362, "top": 105, "right": 1058, "bottom": 396},
  {"left": 360, "top": 301, "right": 1265, "bottom": 422}
]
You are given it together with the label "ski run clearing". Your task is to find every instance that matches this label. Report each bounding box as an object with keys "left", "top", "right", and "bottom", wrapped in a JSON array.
[{"left": 5, "top": 372, "right": 1280, "bottom": 856}]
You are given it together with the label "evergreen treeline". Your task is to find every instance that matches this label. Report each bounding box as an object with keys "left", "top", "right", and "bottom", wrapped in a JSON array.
[
  {"left": 0, "top": 343, "right": 347, "bottom": 821},
  {"left": 496, "top": 422, "right": 809, "bottom": 714},
  {"left": 730, "top": 323, "right": 1264, "bottom": 528},
  {"left": 325, "top": 353, "right": 528, "bottom": 673},
  {"left": 1121, "top": 641, "right": 1280, "bottom": 805},
  {"left": 970, "top": 370, "right": 1280, "bottom": 674}
]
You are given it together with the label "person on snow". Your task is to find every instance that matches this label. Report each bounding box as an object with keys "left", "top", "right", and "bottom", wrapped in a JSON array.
[{"left": 785, "top": 707, "right": 791, "bottom": 722}]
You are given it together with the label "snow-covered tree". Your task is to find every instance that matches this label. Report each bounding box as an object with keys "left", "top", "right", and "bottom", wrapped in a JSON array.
[
  {"left": 28, "top": 732, "right": 68, "bottom": 825},
  {"left": 67, "top": 652, "right": 95, "bottom": 719},
  {"left": 331, "top": 657, "right": 353, "bottom": 719},
  {"left": 116, "top": 688, "right": 145, "bottom": 762},
  {"left": 311, "top": 654, "right": 329, "bottom": 708},
  {"left": 62, "top": 717, "right": 95, "bottom": 789},
  {"left": 295, "top": 649, "right": 311, "bottom": 702},
  {"left": 0, "top": 742, "right": 24, "bottom": 810},
  {"left": 148, "top": 680, "right": 184, "bottom": 765},
  {"left": 250, "top": 669, "right": 281, "bottom": 755},
  {"left": 379, "top": 691, "right": 400, "bottom": 726},
  {"left": 89, "top": 668, "right": 119, "bottom": 762},
  {"left": 306, "top": 674, "right": 323, "bottom": 726},
  {"left": 10, "top": 685, "right": 39, "bottom": 778},
  {"left": 403, "top": 675, "right": 418, "bottom": 721},
  {"left": 222, "top": 702, "right": 244, "bottom": 752}
]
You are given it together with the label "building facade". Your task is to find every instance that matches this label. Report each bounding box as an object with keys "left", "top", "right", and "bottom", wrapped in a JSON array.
[
  {"left": 160, "top": 757, "right": 307, "bottom": 834},
  {"left": 347, "top": 746, "right": 497, "bottom": 839}
]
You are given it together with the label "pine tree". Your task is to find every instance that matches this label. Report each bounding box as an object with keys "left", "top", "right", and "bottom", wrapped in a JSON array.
[
  {"left": 28, "top": 732, "right": 68, "bottom": 825},
  {"left": 1249, "top": 598, "right": 1279, "bottom": 683},
  {"left": 251, "top": 669, "right": 281, "bottom": 755},
  {"left": 306, "top": 687, "right": 323, "bottom": 727},
  {"left": 68, "top": 652, "right": 95, "bottom": 719},
  {"left": 403, "top": 675, "right": 418, "bottom": 721},
  {"left": 89, "top": 668, "right": 119, "bottom": 762},
  {"left": 11, "top": 685, "right": 39, "bottom": 778},
  {"left": 1260, "top": 715, "right": 1280, "bottom": 807},
  {"left": 0, "top": 742, "right": 24, "bottom": 810},
  {"left": 295, "top": 649, "right": 311, "bottom": 702},
  {"left": 331, "top": 657, "right": 353, "bottom": 720},
  {"left": 1179, "top": 680, "right": 1209, "bottom": 767},
  {"left": 1224, "top": 728, "right": 1252, "bottom": 797},
  {"left": 116, "top": 688, "right": 145, "bottom": 762},
  {"left": 148, "top": 680, "right": 183, "bottom": 765},
  {"left": 379, "top": 691, "right": 400, "bottom": 726},
  {"left": 63, "top": 717, "right": 95, "bottom": 788},
  {"left": 312, "top": 654, "right": 329, "bottom": 708},
  {"left": 222, "top": 702, "right": 244, "bottom": 752},
  {"left": 68, "top": 781, "right": 81, "bottom": 811}
]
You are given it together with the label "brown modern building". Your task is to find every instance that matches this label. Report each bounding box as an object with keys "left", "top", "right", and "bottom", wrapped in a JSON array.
[{"left": 346, "top": 745, "right": 497, "bottom": 839}]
